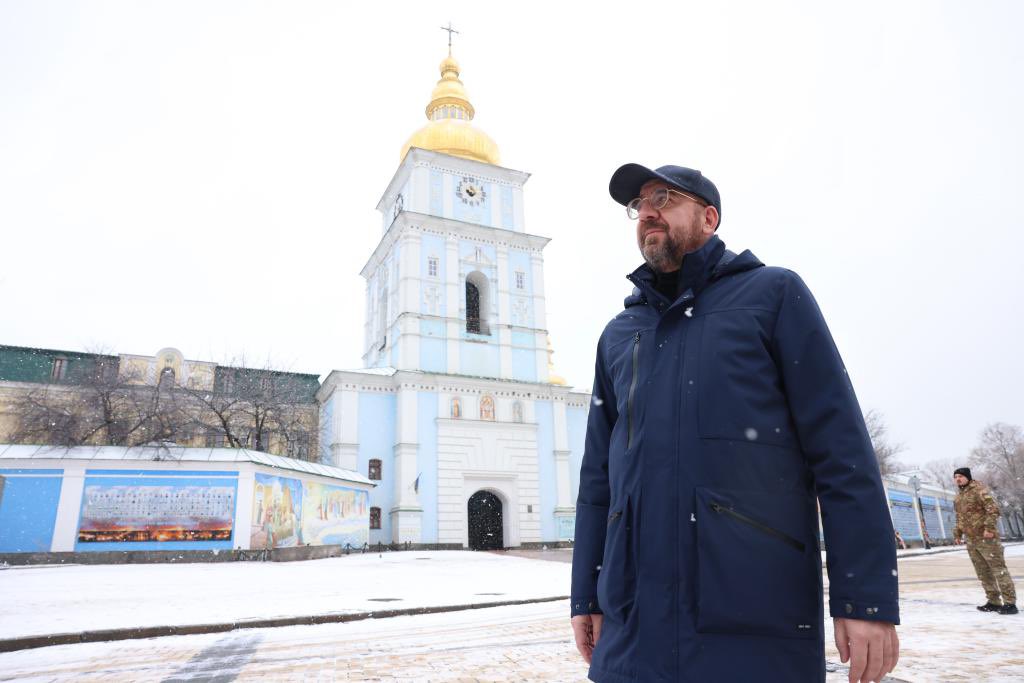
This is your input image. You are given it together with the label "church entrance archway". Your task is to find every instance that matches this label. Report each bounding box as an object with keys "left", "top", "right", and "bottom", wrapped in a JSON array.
[{"left": 468, "top": 490, "right": 503, "bottom": 550}]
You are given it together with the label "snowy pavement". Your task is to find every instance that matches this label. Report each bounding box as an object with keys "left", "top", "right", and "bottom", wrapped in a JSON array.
[
  {"left": 0, "top": 550, "right": 569, "bottom": 640},
  {"left": 0, "top": 600, "right": 890, "bottom": 683},
  {"left": 0, "top": 545, "right": 1021, "bottom": 681}
]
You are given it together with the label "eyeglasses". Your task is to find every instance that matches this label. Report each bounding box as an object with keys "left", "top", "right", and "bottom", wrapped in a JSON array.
[{"left": 626, "top": 188, "right": 706, "bottom": 219}]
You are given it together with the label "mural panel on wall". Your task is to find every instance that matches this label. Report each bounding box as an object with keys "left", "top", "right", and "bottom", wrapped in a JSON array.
[
  {"left": 250, "top": 474, "right": 369, "bottom": 549},
  {"left": 301, "top": 481, "right": 369, "bottom": 547},
  {"left": 76, "top": 470, "right": 238, "bottom": 550},
  {"left": 251, "top": 473, "right": 304, "bottom": 549}
]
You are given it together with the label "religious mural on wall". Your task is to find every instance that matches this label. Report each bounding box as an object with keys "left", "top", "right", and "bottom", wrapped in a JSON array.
[
  {"left": 251, "top": 473, "right": 303, "bottom": 549},
  {"left": 76, "top": 470, "right": 237, "bottom": 548},
  {"left": 250, "top": 474, "right": 369, "bottom": 549},
  {"left": 301, "top": 481, "right": 369, "bottom": 547}
]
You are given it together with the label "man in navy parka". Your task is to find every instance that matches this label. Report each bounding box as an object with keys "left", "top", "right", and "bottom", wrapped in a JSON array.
[{"left": 570, "top": 164, "right": 900, "bottom": 683}]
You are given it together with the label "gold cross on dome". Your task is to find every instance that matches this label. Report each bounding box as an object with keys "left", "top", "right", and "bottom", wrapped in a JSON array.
[{"left": 440, "top": 22, "right": 459, "bottom": 54}]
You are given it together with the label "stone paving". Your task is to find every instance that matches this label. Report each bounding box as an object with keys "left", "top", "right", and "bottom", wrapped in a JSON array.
[{"left": 0, "top": 545, "right": 1020, "bottom": 682}]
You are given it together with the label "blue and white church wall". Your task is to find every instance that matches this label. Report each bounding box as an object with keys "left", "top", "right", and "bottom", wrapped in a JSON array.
[
  {"left": 317, "top": 368, "right": 590, "bottom": 547},
  {"left": 0, "top": 445, "right": 373, "bottom": 554}
]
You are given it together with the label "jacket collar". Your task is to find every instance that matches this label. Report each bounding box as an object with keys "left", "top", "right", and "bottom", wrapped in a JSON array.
[{"left": 626, "top": 235, "right": 759, "bottom": 310}]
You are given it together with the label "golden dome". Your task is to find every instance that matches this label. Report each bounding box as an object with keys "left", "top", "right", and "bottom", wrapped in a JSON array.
[{"left": 401, "top": 53, "right": 500, "bottom": 165}]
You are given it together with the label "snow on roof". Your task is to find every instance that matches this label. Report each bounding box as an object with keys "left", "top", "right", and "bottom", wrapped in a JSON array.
[
  {"left": 332, "top": 366, "right": 398, "bottom": 376},
  {"left": 0, "top": 443, "right": 373, "bottom": 486}
]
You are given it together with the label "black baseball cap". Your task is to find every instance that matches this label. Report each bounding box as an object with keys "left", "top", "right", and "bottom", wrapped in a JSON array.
[{"left": 609, "top": 163, "right": 722, "bottom": 226}]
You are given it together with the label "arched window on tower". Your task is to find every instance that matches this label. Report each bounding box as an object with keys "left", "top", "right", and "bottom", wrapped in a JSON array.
[{"left": 465, "top": 271, "right": 490, "bottom": 335}]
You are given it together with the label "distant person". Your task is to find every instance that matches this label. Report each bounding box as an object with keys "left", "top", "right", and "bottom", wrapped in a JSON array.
[
  {"left": 895, "top": 530, "right": 907, "bottom": 550},
  {"left": 571, "top": 163, "right": 900, "bottom": 683},
  {"left": 953, "top": 467, "right": 1017, "bottom": 615}
]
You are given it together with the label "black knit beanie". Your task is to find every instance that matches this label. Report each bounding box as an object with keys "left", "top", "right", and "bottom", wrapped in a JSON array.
[{"left": 953, "top": 467, "right": 972, "bottom": 481}]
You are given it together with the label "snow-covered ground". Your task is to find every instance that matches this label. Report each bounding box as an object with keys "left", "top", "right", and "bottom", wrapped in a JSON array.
[
  {"left": 0, "top": 550, "right": 570, "bottom": 640},
  {"left": 0, "top": 544, "right": 1020, "bottom": 681}
]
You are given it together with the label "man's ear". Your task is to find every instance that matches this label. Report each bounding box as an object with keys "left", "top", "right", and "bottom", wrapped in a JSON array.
[{"left": 705, "top": 205, "right": 720, "bottom": 233}]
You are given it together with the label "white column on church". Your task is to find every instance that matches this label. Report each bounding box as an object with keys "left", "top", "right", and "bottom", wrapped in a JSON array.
[
  {"left": 513, "top": 187, "right": 525, "bottom": 232},
  {"left": 553, "top": 398, "right": 573, "bottom": 510},
  {"left": 396, "top": 231, "right": 421, "bottom": 370},
  {"left": 330, "top": 389, "right": 360, "bottom": 471},
  {"left": 496, "top": 244, "right": 513, "bottom": 379},
  {"left": 552, "top": 395, "right": 575, "bottom": 541},
  {"left": 391, "top": 384, "right": 423, "bottom": 543},
  {"left": 445, "top": 233, "right": 461, "bottom": 374},
  {"left": 409, "top": 165, "right": 428, "bottom": 214},
  {"left": 530, "top": 252, "right": 550, "bottom": 382},
  {"left": 361, "top": 279, "right": 373, "bottom": 366}
]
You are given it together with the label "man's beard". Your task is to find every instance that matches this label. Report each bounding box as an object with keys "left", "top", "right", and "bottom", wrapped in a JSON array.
[{"left": 640, "top": 227, "right": 686, "bottom": 273}]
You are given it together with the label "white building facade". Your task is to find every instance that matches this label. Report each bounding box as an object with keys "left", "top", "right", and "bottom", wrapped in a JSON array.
[{"left": 317, "top": 52, "right": 590, "bottom": 548}]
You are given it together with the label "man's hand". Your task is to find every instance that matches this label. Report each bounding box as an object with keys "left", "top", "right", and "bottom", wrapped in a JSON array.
[
  {"left": 571, "top": 613, "right": 603, "bottom": 664},
  {"left": 954, "top": 536, "right": 963, "bottom": 545},
  {"left": 983, "top": 530, "right": 995, "bottom": 539},
  {"left": 834, "top": 617, "right": 899, "bottom": 683}
]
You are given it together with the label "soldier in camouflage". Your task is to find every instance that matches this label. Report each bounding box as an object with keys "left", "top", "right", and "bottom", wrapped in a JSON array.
[{"left": 953, "top": 467, "right": 1017, "bottom": 615}]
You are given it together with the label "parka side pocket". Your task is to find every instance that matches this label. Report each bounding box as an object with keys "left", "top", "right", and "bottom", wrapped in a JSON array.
[
  {"left": 596, "top": 497, "right": 636, "bottom": 624},
  {"left": 695, "top": 487, "right": 819, "bottom": 639}
]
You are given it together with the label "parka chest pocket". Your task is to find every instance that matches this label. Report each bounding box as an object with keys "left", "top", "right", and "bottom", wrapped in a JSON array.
[
  {"left": 695, "top": 487, "right": 819, "bottom": 639},
  {"left": 596, "top": 497, "right": 636, "bottom": 624},
  {"left": 696, "top": 311, "right": 798, "bottom": 448}
]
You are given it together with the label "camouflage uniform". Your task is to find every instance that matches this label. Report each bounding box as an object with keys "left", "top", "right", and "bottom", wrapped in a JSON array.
[{"left": 954, "top": 479, "right": 1016, "bottom": 605}]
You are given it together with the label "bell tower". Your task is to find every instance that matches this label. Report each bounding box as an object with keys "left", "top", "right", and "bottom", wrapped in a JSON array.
[{"left": 360, "top": 45, "right": 556, "bottom": 385}]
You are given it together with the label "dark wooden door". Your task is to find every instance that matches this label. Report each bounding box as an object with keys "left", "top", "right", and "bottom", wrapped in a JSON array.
[{"left": 468, "top": 490, "right": 503, "bottom": 550}]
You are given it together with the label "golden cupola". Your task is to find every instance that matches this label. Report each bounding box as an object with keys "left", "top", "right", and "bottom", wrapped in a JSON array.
[{"left": 401, "top": 53, "right": 500, "bottom": 165}]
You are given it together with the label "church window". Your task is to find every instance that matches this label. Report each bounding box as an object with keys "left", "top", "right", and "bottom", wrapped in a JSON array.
[
  {"left": 50, "top": 357, "right": 67, "bottom": 381},
  {"left": 512, "top": 401, "right": 524, "bottom": 423},
  {"left": 370, "top": 507, "right": 382, "bottom": 530},
  {"left": 428, "top": 256, "right": 439, "bottom": 278},
  {"left": 287, "top": 437, "right": 310, "bottom": 461},
  {"left": 158, "top": 366, "right": 175, "bottom": 390},
  {"left": 368, "top": 459, "right": 382, "bottom": 480},
  {"left": 465, "top": 271, "right": 490, "bottom": 335},
  {"left": 515, "top": 271, "right": 526, "bottom": 290},
  {"left": 480, "top": 395, "right": 495, "bottom": 421},
  {"left": 466, "top": 281, "right": 481, "bottom": 333}
]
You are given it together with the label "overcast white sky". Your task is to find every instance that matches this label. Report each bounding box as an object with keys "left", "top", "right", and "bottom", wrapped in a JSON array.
[{"left": 1, "top": 1, "right": 1021, "bottom": 469}]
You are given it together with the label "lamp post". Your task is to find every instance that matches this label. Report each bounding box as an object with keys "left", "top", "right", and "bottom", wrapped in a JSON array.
[{"left": 909, "top": 475, "right": 931, "bottom": 549}]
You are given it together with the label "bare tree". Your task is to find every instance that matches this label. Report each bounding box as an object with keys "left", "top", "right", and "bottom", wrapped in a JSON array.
[
  {"left": 180, "top": 358, "right": 317, "bottom": 459},
  {"left": 969, "top": 422, "right": 1024, "bottom": 535},
  {"left": 9, "top": 355, "right": 183, "bottom": 448},
  {"left": 8, "top": 350, "right": 318, "bottom": 461},
  {"left": 863, "top": 409, "right": 906, "bottom": 476},
  {"left": 920, "top": 458, "right": 960, "bottom": 496}
]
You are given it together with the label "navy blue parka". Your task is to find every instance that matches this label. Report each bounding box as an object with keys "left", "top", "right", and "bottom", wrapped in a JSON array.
[{"left": 571, "top": 236, "right": 899, "bottom": 683}]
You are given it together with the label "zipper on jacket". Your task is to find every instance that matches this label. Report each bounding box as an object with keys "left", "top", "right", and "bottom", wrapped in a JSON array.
[
  {"left": 626, "top": 331, "right": 641, "bottom": 450},
  {"left": 709, "top": 501, "right": 806, "bottom": 552}
]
